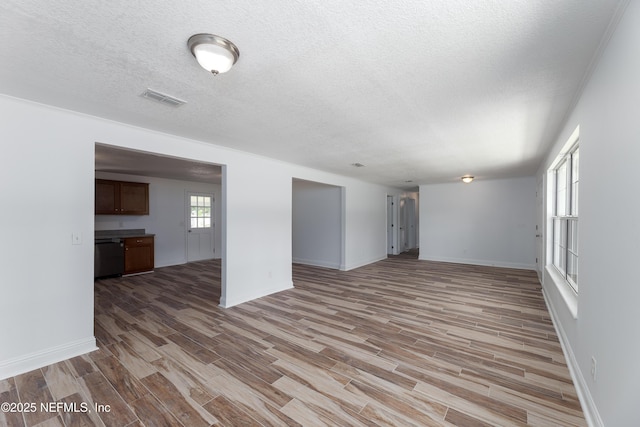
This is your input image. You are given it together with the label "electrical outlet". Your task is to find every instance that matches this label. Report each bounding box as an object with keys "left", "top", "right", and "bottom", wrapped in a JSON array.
[{"left": 591, "top": 356, "right": 597, "bottom": 381}]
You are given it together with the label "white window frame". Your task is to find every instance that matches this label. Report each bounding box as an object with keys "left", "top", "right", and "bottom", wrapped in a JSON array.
[
  {"left": 552, "top": 145, "right": 579, "bottom": 292},
  {"left": 546, "top": 125, "right": 580, "bottom": 318},
  {"left": 189, "top": 194, "right": 213, "bottom": 229}
]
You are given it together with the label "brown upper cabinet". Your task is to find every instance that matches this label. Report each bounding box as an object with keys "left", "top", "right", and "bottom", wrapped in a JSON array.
[{"left": 95, "top": 179, "right": 149, "bottom": 215}]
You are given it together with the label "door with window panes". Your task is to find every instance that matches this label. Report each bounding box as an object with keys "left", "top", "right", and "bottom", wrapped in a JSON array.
[{"left": 187, "top": 192, "right": 215, "bottom": 262}]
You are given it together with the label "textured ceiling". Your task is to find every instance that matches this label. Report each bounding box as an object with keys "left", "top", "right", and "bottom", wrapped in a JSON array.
[
  {"left": 0, "top": 0, "right": 623, "bottom": 188},
  {"left": 95, "top": 144, "right": 222, "bottom": 184}
]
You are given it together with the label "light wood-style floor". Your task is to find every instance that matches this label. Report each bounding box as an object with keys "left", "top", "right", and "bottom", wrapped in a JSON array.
[{"left": 1, "top": 252, "right": 585, "bottom": 426}]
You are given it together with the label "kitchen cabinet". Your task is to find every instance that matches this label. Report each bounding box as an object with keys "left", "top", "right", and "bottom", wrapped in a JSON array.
[
  {"left": 95, "top": 179, "right": 149, "bottom": 215},
  {"left": 124, "top": 236, "right": 154, "bottom": 275}
]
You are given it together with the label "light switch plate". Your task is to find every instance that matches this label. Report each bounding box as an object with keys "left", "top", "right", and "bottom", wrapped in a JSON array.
[{"left": 72, "top": 232, "right": 82, "bottom": 245}]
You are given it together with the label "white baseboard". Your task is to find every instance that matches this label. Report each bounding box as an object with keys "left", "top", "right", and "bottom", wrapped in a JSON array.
[
  {"left": 293, "top": 255, "right": 388, "bottom": 271},
  {"left": 154, "top": 255, "right": 221, "bottom": 269},
  {"left": 0, "top": 337, "right": 97, "bottom": 381},
  {"left": 343, "top": 255, "right": 387, "bottom": 271},
  {"left": 292, "top": 257, "right": 341, "bottom": 270},
  {"left": 219, "top": 281, "right": 294, "bottom": 308},
  {"left": 541, "top": 289, "right": 603, "bottom": 427},
  {"left": 418, "top": 255, "right": 536, "bottom": 271}
]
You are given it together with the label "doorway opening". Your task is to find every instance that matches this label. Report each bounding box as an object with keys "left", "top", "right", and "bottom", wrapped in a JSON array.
[
  {"left": 94, "top": 143, "right": 224, "bottom": 303},
  {"left": 397, "top": 195, "right": 419, "bottom": 254},
  {"left": 292, "top": 178, "right": 345, "bottom": 270},
  {"left": 387, "top": 195, "right": 397, "bottom": 255}
]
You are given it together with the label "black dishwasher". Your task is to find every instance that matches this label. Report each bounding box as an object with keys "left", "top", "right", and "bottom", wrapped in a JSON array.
[{"left": 94, "top": 238, "right": 124, "bottom": 278}]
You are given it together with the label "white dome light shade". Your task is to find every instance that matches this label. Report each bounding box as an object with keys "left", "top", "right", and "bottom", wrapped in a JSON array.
[{"left": 188, "top": 34, "right": 239, "bottom": 75}]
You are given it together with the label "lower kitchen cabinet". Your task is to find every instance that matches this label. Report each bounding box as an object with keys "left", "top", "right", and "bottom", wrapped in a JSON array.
[{"left": 124, "top": 236, "right": 154, "bottom": 275}]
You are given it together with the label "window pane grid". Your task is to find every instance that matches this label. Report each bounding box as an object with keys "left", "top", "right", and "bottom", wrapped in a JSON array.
[
  {"left": 190, "top": 195, "right": 212, "bottom": 229},
  {"left": 571, "top": 148, "right": 579, "bottom": 215},
  {"left": 567, "top": 218, "right": 578, "bottom": 287},
  {"left": 556, "top": 160, "right": 568, "bottom": 216},
  {"left": 551, "top": 144, "right": 578, "bottom": 292}
]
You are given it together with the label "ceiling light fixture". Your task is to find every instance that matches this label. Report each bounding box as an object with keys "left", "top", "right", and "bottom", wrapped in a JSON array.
[
  {"left": 461, "top": 175, "right": 474, "bottom": 184},
  {"left": 188, "top": 33, "right": 239, "bottom": 75}
]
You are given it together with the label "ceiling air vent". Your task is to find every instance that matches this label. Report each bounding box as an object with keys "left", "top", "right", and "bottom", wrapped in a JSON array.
[{"left": 141, "top": 89, "right": 187, "bottom": 107}]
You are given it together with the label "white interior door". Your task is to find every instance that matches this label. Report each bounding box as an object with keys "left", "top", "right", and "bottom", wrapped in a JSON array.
[
  {"left": 387, "top": 196, "right": 395, "bottom": 254},
  {"left": 399, "top": 197, "right": 406, "bottom": 251},
  {"left": 406, "top": 198, "right": 416, "bottom": 249},
  {"left": 187, "top": 192, "right": 215, "bottom": 262}
]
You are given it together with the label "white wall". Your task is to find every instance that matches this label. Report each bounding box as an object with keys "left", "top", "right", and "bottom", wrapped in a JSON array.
[
  {"left": 288, "top": 167, "right": 399, "bottom": 271},
  {"left": 0, "top": 94, "right": 400, "bottom": 379},
  {"left": 95, "top": 171, "right": 222, "bottom": 267},
  {"left": 343, "top": 183, "right": 389, "bottom": 269},
  {"left": 221, "top": 157, "right": 294, "bottom": 307},
  {"left": 537, "top": 2, "right": 640, "bottom": 425},
  {"left": 0, "top": 98, "right": 97, "bottom": 378},
  {"left": 292, "top": 179, "right": 342, "bottom": 269},
  {"left": 419, "top": 177, "right": 536, "bottom": 269}
]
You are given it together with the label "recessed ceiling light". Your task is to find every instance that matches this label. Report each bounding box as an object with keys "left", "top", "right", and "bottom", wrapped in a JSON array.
[
  {"left": 351, "top": 163, "right": 365, "bottom": 168},
  {"left": 461, "top": 175, "right": 474, "bottom": 183},
  {"left": 405, "top": 180, "right": 413, "bottom": 183}
]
